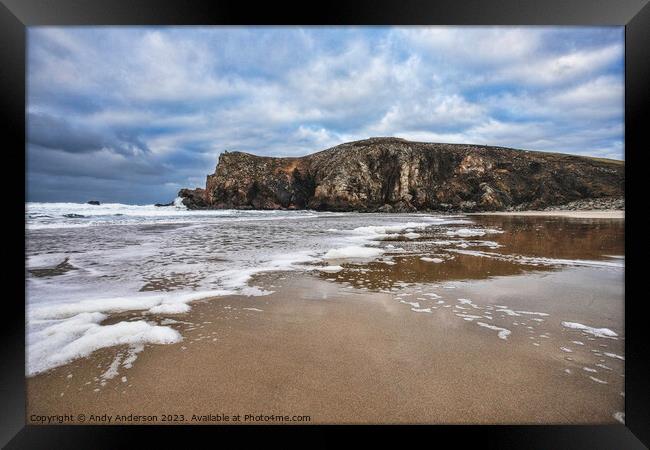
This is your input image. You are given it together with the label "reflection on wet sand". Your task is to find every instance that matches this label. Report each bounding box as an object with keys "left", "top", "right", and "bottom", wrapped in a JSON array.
[
  {"left": 320, "top": 254, "right": 546, "bottom": 289},
  {"left": 307, "top": 214, "right": 624, "bottom": 423},
  {"left": 317, "top": 215, "right": 623, "bottom": 290},
  {"left": 471, "top": 215, "right": 624, "bottom": 260}
]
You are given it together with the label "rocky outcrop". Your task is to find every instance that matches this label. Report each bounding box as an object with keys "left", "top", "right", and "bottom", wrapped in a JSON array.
[
  {"left": 179, "top": 137, "right": 624, "bottom": 212},
  {"left": 540, "top": 197, "right": 624, "bottom": 211},
  {"left": 178, "top": 188, "right": 208, "bottom": 209}
]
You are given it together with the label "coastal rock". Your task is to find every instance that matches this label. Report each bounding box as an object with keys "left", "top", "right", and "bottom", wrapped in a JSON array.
[
  {"left": 377, "top": 204, "right": 394, "bottom": 213},
  {"left": 178, "top": 188, "right": 208, "bottom": 209},
  {"left": 179, "top": 137, "right": 624, "bottom": 212},
  {"left": 543, "top": 197, "right": 625, "bottom": 211},
  {"left": 87, "top": 200, "right": 100, "bottom": 205}
]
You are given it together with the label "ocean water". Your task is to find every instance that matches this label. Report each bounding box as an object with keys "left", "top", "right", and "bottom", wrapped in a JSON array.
[{"left": 25, "top": 200, "right": 624, "bottom": 376}]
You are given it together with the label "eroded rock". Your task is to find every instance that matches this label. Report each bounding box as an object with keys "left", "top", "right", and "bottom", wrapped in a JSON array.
[
  {"left": 178, "top": 137, "right": 624, "bottom": 212},
  {"left": 178, "top": 188, "right": 208, "bottom": 209}
]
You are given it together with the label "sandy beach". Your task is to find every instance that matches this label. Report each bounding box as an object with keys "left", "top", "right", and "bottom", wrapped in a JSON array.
[
  {"left": 470, "top": 210, "right": 624, "bottom": 219},
  {"left": 26, "top": 210, "right": 625, "bottom": 425},
  {"left": 27, "top": 269, "right": 624, "bottom": 424}
]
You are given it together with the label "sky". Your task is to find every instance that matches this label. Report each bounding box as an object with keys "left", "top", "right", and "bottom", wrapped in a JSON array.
[{"left": 27, "top": 26, "right": 624, "bottom": 204}]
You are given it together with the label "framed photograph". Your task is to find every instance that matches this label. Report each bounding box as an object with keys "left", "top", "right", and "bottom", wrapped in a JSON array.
[{"left": 2, "top": 0, "right": 648, "bottom": 447}]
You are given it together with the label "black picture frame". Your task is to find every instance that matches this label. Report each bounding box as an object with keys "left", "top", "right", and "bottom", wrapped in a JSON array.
[{"left": 2, "top": 0, "right": 648, "bottom": 447}]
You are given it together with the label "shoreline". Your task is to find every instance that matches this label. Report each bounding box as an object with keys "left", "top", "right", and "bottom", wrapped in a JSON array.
[
  {"left": 27, "top": 268, "right": 624, "bottom": 425},
  {"left": 170, "top": 203, "right": 625, "bottom": 219},
  {"left": 469, "top": 210, "right": 624, "bottom": 219}
]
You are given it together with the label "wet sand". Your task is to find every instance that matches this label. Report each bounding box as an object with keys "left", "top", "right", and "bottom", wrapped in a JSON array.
[
  {"left": 27, "top": 274, "right": 623, "bottom": 424},
  {"left": 26, "top": 214, "right": 625, "bottom": 424},
  {"left": 471, "top": 210, "right": 624, "bottom": 219}
]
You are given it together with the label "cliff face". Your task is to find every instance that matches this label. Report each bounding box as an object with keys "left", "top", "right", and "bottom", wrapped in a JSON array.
[{"left": 179, "top": 137, "right": 624, "bottom": 212}]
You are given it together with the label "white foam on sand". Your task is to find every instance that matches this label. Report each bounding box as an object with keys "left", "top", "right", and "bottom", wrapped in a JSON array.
[
  {"left": 561, "top": 321, "right": 619, "bottom": 339},
  {"left": 447, "top": 249, "right": 624, "bottom": 269},
  {"left": 243, "top": 307, "right": 264, "bottom": 312},
  {"left": 27, "top": 314, "right": 181, "bottom": 376},
  {"left": 589, "top": 376, "right": 608, "bottom": 384},
  {"left": 100, "top": 353, "right": 123, "bottom": 382},
  {"left": 326, "top": 219, "right": 469, "bottom": 259},
  {"left": 347, "top": 221, "right": 449, "bottom": 240},
  {"left": 420, "top": 257, "right": 444, "bottom": 263},
  {"left": 26, "top": 287, "right": 243, "bottom": 376},
  {"left": 603, "top": 352, "right": 624, "bottom": 360},
  {"left": 240, "top": 286, "right": 275, "bottom": 296},
  {"left": 472, "top": 240, "right": 503, "bottom": 248},
  {"left": 455, "top": 313, "right": 482, "bottom": 321},
  {"left": 400, "top": 300, "right": 420, "bottom": 308},
  {"left": 496, "top": 308, "right": 520, "bottom": 317},
  {"left": 316, "top": 265, "right": 344, "bottom": 273},
  {"left": 122, "top": 344, "right": 144, "bottom": 369},
  {"left": 445, "top": 228, "right": 503, "bottom": 237},
  {"left": 560, "top": 347, "right": 573, "bottom": 353},
  {"left": 324, "top": 246, "right": 384, "bottom": 259},
  {"left": 494, "top": 307, "right": 548, "bottom": 317},
  {"left": 31, "top": 290, "right": 237, "bottom": 320},
  {"left": 148, "top": 303, "right": 191, "bottom": 314},
  {"left": 516, "top": 310, "right": 549, "bottom": 317},
  {"left": 613, "top": 412, "right": 625, "bottom": 424},
  {"left": 411, "top": 308, "right": 432, "bottom": 313},
  {"left": 476, "top": 322, "right": 511, "bottom": 340}
]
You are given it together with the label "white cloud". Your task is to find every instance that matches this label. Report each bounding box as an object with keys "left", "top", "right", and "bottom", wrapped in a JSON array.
[
  {"left": 549, "top": 75, "right": 623, "bottom": 112},
  {"left": 494, "top": 43, "right": 623, "bottom": 86},
  {"left": 398, "top": 27, "right": 543, "bottom": 64},
  {"left": 372, "top": 94, "right": 486, "bottom": 134}
]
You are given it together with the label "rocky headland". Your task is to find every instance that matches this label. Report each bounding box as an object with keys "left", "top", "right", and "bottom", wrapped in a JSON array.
[{"left": 178, "top": 137, "right": 624, "bottom": 212}]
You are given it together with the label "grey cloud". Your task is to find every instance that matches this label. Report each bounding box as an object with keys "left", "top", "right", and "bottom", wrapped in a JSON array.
[{"left": 28, "top": 112, "right": 150, "bottom": 156}]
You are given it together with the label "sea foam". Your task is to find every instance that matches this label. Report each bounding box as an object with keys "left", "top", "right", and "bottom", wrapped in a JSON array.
[
  {"left": 28, "top": 314, "right": 181, "bottom": 376},
  {"left": 476, "top": 322, "right": 511, "bottom": 340},
  {"left": 561, "top": 321, "right": 619, "bottom": 339},
  {"left": 324, "top": 246, "right": 384, "bottom": 259}
]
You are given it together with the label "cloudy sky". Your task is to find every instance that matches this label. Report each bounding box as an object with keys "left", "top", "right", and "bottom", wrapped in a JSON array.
[{"left": 27, "top": 26, "right": 624, "bottom": 204}]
